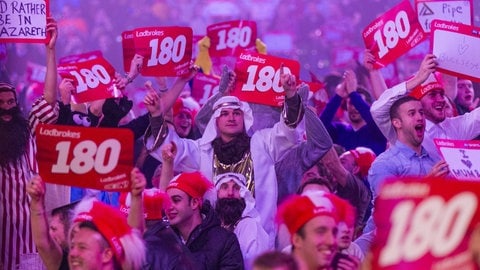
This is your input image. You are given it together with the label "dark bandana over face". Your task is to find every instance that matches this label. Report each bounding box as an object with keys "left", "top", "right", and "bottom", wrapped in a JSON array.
[{"left": 0, "top": 106, "right": 30, "bottom": 166}]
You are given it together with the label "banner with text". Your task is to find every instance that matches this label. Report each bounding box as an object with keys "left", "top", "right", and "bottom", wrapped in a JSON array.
[
  {"left": 431, "top": 20, "right": 480, "bottom": 81},
  {"left": 130, "top": 26, "right": 193, "bottom": 77},
  {"left": 232, "top": 51, "right": 300, "bottom": 107},
  {"left": 363, "top": 0, "right": 427, "bottom": 69},
  {"left": 58, "top": 54, "right": 119, "bottom": 103},
  {"left": 0, "top": 0, "right": 49, "bottom": 43},
  {"left": 372, "top": 177, "right": 480, "bottom": 269},
  {"left": 434, "top": 138, "right": 480, "bottom": 180},
  {"left": 36, "top": 124, "right": 134, "bottom": 191},
  {"left": 416, "top": 0, "right": 473, "bottom": 33},
  {"left": 207, "top": 20, "right": 257, "bottom": 57}
]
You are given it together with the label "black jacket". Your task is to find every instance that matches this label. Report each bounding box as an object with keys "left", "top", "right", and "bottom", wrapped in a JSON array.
[
  {"left": 143, "top": 219, "right": 195, "bottom": 270},
  {"left": 179, "top": 201, "right": 244, "bottom": 270}
]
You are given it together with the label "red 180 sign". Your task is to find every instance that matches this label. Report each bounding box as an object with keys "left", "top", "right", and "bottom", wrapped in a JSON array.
[
  {"left": 372, "top": 177, "right": 480, "bottom": 269},
  {"left": 362, "top": 0, "right": 427, "bottom": 69},
  {"left": 36, "top": 124, "right": 134, "bottom": 191},
  {"left": 232, "top": 52, "right": 300, "bottom": 107},
  {"left": 58, "top": 55, "right": 118, "bottom": 104},
  {"left": 132, "top": 26, "right": 193, "bottom": 76},
  {"left": 207, "top": 20, "right": 257, "bottom": 57}
]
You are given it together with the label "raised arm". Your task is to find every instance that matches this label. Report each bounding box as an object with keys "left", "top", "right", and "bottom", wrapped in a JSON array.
[
  {"left": 363, "top": 49, "right": 387, "bottom": 100},
  {"left": 26, "top": 175, "right": 63, "bottom": 270},
  {"left": 127, "top": 168, "right": 147, "bottom": 233},
  {"left": 44, "top": 17, "right": 58, "bottom": 106},
  {"left": 158, "top": 142, "right": 177, "bottom": 191}
]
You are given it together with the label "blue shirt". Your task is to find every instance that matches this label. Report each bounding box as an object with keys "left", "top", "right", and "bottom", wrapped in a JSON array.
[
  {"left": 320, "top": 92, "right": 387, "bottom": 155},
  {"left": 355, "top": 141, "right": 439, "bottom": 255},
  {"left": 368, "top": 141, "right": 439, "bottom": 201}
]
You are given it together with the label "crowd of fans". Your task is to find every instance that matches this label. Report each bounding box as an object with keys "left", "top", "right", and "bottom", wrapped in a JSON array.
[{"left": 2, "top": 1, "right": 480, "bottom": 270}]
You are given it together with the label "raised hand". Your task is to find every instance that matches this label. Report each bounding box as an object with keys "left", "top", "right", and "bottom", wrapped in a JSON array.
[{"left": 280, "top": 64, "right": 297, "bottom": 98}]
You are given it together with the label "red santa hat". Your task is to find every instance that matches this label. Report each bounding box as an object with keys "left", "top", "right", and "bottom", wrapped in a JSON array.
[
  {"left": 173, "top": 97, "right": 200, "bottom": 119},
  {"left": 118, "top": 188, "right": 168, "bottom": 220},
  {"left": 276, "top": 191, "right": 352, "bottom": 235},
  {"left": 348, "top": 147, "right": 376, "bottom": 178},
  {"left": 409, "top": 72, "right": 444, "bottom": 100},
  {"left": 166, "top": 171, "right": 213, "bottom": 199},
  {"left": 73, "top": 199, "right": 133, "bottom": 264}
]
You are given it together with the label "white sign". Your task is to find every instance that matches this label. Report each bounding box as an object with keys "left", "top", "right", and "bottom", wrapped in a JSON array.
[
  {"left": 435, "top": 138, "right": 480, "bottom": 180},
  {"left": 416, "top": 0, "right": 472, "bottom": 32}
]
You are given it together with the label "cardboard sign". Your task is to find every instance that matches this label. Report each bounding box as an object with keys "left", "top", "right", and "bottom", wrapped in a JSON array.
[
  {"left": 372, "top": 177, "right": 480, "bottom": 269},
  {"left": 431, "top": 20, "right": 480, "bottom": 81},
  {"left": 0, "top": 0, "right": 49, "bottom": 43},
  {"left": 416, "top": 0, "right": 473, "bottom": 32},
  {"left": 58, "top": 55, "right": 118, "bottom": 103},
  {"left": 434, "top": 138, "right": 480, "bottom": 180},
  {"left": 232, "top": 52, "right": 300, "bottom": 107},
  {"left": 191, "top": 73, "right": 220, "bottom": 106},
  {"left": 131, "top": 26, "right": 193, "bottom": 76},
  {"left": 36, "top": 124, "right": 134, "bottom": 191},
  {"left": 207, "top": 20, "right": 257, "bottom": 57},
  {"left": 121, "top": 30, "right": 135, "bottom": 73},
  {"left": 363, "top": 0, "right": 427, "bottom": 69}
]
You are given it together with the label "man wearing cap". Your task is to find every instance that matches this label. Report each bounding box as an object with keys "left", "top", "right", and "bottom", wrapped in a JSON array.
[
  {"left": 214, "top": 173, "right": 270, "bottom": 269},
  {"left": 119, "top": 168, "right": 195, "bottom": 270},
  {"left": 165, "top": 171, "right": 244, "bottom": 269},
  {"left": 144, "top": 69, "right": 304, "bottom": 246},
  {"left": 70, "top": 198, "right": 146, "bottom": 270},
  {"left": 276, "top": 191, "right": 358, "bottom": 270},
  {"left": 0, "top": 18, "right": 63, "bottom": 270},
  {"left": 370, "top": 54, "right": 480, "bottom": 161}
]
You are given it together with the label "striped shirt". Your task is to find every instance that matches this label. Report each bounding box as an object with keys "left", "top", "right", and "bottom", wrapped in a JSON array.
[{"left": 0, "top": 97, "right": 58, "bottom": 270}]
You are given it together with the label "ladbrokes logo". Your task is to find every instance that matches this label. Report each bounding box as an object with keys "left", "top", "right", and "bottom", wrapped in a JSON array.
[
  {"left": 39, "top": 126, "right": 81, "bottom": 139},
  {"left": 239, "top": 53, "right": 266, "bottom": 64}
]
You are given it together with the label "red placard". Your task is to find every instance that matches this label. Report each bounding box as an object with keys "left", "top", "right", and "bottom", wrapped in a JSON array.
[
  {"left": 58, "top": 55, "right": 118, "bottom": 104},
  {"left": 362, "top": 0, "right": 427, "bottom": 69},
  {"left": 191, "top": 73, "right": 220, "bottom": 106},
  {"left": 372, "top": 177, "right": 480, "bottom": 269},
  {"left": 431, "top": 20, "right": 480, "bottom": 82},
  {"left": 36, "top": 124, "right": 134, "bottom": 191},
  {"left": 207, "top": 20, "right": 257, "bottom": 57},
  {"left": 132, "top": 26, "right": 193, "bottom": 76},
  {"left": 0, "top": 0, "right": 50, "bottom": 43},
  {"left": 232, "top": 51, "right": 300, "bottom": 107},
  {"left": 121, "top": 30, "right": 135, "bottom": 73}
]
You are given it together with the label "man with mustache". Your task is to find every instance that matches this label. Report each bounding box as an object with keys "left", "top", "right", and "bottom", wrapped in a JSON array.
[{"left": 0, "top": 18, "right": 60, "bottom": 270}]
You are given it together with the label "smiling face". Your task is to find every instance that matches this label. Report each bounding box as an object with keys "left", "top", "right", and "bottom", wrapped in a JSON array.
[
  {"left": 173, "top": 111, "right": 193, "bottom": 138},
  {"left": 166, "top": 188, "right": 196, "bottom": 227},
  {"left": 420, "top": 89, "right": 446, "bottom": 124},
  {"left": 292, "top": 215, "right": 337, "bottom": 270},
  {"left": 68, "top": 226, "right": 112, "bottom": 270}
]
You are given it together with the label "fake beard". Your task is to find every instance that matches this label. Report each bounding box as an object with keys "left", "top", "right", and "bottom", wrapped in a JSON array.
[
  {"left": 215, "top": 197, "right": 246, "bottom": 231},
  {"left": 0, "top": 106, "right": 30, "bottom": 166}
]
